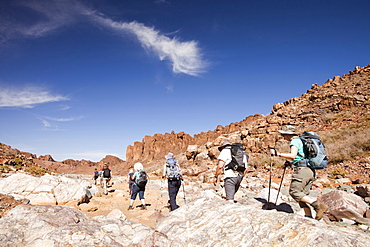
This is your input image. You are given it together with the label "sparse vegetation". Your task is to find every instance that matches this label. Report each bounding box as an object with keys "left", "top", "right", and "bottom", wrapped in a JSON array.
[
  {"left": 0, "top": 165, "right": 11, "bottom": 173},
  {"left": 320, "top": 124, "right": 370, "bottom": 164},
  {"left": 329, "top": 167, "right": 347, "bottom": 179},
  {"left": 23, "top": 165, "right": 50, "bottom": 176}
]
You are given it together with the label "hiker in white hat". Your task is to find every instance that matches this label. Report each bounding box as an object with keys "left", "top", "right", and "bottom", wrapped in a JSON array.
[{"left": 162, "top": 152, "right": 182, "bottom": 211}]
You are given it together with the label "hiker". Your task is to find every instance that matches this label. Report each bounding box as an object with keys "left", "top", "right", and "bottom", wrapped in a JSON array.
[
  {"left": 93, "top": 168, "right": 99, "bottom": 185},
  {"left": 128, "top": 162, "right": 148, "bottom": 210},
  {"left": 214, "top": 141, "right": 248, "bottom": 202},
  {"left": 128, "top": 168, "right": 135, "bottom": 195},
  {"left": 162, "top": 152, "right": 182, "bottom": 211},
  {"left": 270, "top": 125, "right": 329, "bottom": 220},
  {"left": 101, "top": 163, "right": 111, "bottom": 195}
]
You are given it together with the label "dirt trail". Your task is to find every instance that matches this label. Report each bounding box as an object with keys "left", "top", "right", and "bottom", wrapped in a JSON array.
[{"left": 78, "top": 177, "right": 183, "bottom": 228}]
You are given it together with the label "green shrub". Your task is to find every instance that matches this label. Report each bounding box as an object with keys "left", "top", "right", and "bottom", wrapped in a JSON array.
[
  {"left": 329, "top": 167, "right": 347, "bottom": 179},
  {"left": 23, "top": 166, "right": 50, "bottom": 176},
  {"left": 0, "top": 165, "right": 11, "bottom": 173}
]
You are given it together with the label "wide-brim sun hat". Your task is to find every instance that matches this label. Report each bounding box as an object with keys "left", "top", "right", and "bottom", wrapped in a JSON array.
[
  {"left": 134, "top": 162, "right": 144, "bottom": 171},
  {"left": 278, "top": 125, "right": 297, "bottom": 135},
  {"left": 218, "top": 141, "right": 231, "bottom": 151},
  {"left": 165, "top": 153, "right": 174, "bottom": 160}
]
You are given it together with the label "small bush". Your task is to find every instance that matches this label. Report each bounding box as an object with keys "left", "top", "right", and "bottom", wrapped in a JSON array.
[
  {"left": 13, "top": 158, "right": 22, "bottom": 166},
  {"left": 23, "top": 166, "right": 50, "bottom": 176},
  {"left": 329, "top": 167, "right": 347, "bottom": 179},
  {"left": 0, "top": 165, "right": 11, "bottom": 173}
]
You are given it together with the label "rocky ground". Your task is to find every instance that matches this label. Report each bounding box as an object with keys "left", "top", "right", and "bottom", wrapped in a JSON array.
[
  {"left": 74, "top": 164, "right": 370, "bottom": 229},
  {"left": 77, "top": 175, "right": 184, "bottom": 228}
]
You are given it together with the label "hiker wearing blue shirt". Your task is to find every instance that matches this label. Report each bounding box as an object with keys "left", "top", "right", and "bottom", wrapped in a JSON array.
[
  {"left": 162, "top": 153, "right": 182, "bottom": 211},
  {"left": 270, "top": 125, "right": 328, "bottom": 220},
  {"left": 93, "top": 168, "right": 99, "bottom": 185},
  {"left": 128, "top": 163, "right": 147, "bottom": 210}
]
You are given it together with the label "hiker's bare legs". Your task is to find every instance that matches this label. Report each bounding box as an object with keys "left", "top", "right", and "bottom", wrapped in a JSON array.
[
  {"left": 102, "top": 178, "right": 108, "bottom": 195},
  {"left": 301, "top": 196, "right": 315, "bottom": 204},
  {"left": 141, "top": 199, "right": 146, "bottom": 209}
]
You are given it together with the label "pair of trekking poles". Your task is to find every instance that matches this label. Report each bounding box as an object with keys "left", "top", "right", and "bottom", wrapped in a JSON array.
[{"left": 266, "top": 150, "right": 287, "bottom": 209}]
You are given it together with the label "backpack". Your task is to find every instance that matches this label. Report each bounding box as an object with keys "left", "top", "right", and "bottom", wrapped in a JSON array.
[
  {"left": 225, "top": 143, "right": 249, "bottom": 172},
  {"left": 103, "top": 168, "right": 111, "bottom": 178},
  {"left": 166, "top": 158, "right": 181, "bottom": 179},
  {"left": 135, "top": 170, "right": 148, "bottom": 188},
  {"left": 94, "top": 171, "right": 99, "bottom": 178},
  {"left": 300, "top": 131, "right": 328, "bottom": 169}
]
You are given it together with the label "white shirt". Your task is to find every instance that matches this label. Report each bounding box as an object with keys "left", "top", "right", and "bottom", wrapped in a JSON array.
[{"left": 217, "top": 147, "right": 245, "bottom": 178}]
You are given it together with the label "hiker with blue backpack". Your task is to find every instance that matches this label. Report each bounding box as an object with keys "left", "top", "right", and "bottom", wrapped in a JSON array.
[
  {"left": 162, "top": 153, "right": 182, "bottom": 211},
  {"left": 270, "top": 125, "right": 329, "bottom": 220},
  {"left": 214, "top": 141, "right": 249, "bottom": 203},
  {"left": 128, "top": 162, "right": 148, "bottom": 210}
]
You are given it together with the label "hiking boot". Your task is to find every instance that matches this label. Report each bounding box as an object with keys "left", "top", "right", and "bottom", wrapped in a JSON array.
[
  {"left": 141, "top": 204, "right": 146, "bottom": 210},
  {"left": 311, "top": 201, "right": 328, "bottom": 220},
  {"left": 127, "top": 205, "right": 134, "bottom": 211}
]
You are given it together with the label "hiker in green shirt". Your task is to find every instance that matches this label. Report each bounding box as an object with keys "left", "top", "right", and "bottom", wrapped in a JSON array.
[{"left": 270, "top": 125, "right": 328, "bottom": 220}]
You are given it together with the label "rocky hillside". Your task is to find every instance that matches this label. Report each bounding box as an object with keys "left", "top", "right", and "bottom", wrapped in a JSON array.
[
  {"left": 1, "top": 65, "right": 369, "bottom": 176},
  {"left": 126, "top": 65, "right": 370, "bottom": 172},
  {"left": 0, "top": 143, "right": 127, "bottom": 176}
]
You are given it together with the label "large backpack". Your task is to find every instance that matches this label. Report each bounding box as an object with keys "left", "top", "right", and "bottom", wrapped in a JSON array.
[
  {"left": 166, "top": 158, "right": 181, "bottom": 179},
  {"left": 300, "top": 131, "right": 328, "bottom": 169},
  {"left": 103, "top": 168, "right": 111, "bottom": 178},
  {"left": 135, "top": 170, "right": 148, "bottom": 188},
  {"left": 225, "top": 143, "right": 249, "bottom": 172}
]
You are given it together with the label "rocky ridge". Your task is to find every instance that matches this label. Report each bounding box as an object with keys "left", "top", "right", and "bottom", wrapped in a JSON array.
[{"left": 125, "top": 65, "right": 370, "bottom": 179}]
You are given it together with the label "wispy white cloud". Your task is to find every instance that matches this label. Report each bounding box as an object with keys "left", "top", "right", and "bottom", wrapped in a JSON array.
[
  {"left": 43, "top": 116, "right": 84, "bottom": 122},
  {"left": 0, "top": 86, "right": 69, "bottom": 108},
  {"left": 37, "top": 115, "right": 83, "bottom": 131},
  {"left": 91, "top": 18, "right": 208, "bottom": 76},
  {"left": 1, "top": 0, "right": 208, "bottom": 76},
  {"left": 38, "top": 118, "right": 52, "bottom": 127},
  {"left": 0, "top": 0, "right": 84, "bottom": 43},
  {"left": 59, "top": 104, "right": 71, "bottom": 111}
]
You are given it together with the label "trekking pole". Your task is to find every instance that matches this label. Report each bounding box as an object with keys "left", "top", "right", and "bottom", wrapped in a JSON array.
[
  {"left": 155, "top": 178, "right": 163, "bottom": 212},
  {"left": 267, "top": 154, "right": 273, "bottom": 209},
  {"left": 182, "top": 179, "right": 186, "bottom": 204},
  {"left": 275, "top": 165, "right": 287, "bottom": 205}
]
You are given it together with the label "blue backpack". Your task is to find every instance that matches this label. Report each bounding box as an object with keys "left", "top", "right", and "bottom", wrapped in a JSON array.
[
  {"left": 166, "top": 158, "right": 181, "bottom": 179},
  {"left": 300, "top": 131, "right": 328, "bottom": 169}
]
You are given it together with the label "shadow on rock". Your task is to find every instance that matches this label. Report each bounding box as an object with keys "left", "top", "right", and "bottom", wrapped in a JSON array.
[{"left": 255, "top": 197, "right": 294, "bottom": 213}]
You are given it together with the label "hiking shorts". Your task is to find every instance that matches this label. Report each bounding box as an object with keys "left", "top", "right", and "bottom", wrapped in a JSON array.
[
  {"left": 289, "top": 167, "right": 315, "bottom": 202},
  {"left": 224, "top": 175, "right": 243, "bottom": 201},
  {"left": 131, "top": 184, "right": 145, "bottom": 200}
]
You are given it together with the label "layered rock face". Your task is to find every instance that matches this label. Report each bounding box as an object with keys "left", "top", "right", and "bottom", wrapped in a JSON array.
[{"left": 126, "top": 65, "right": 370, "bottom": 170}]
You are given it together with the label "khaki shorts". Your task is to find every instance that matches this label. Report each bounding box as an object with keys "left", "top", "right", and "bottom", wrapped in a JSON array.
[{"left": 289, "top": 167, "right": 315, "bottom": 202}]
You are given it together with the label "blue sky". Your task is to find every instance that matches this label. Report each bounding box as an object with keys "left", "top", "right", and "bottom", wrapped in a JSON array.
[{"left": 0, "top": 0, "right": 369, "bottom": 162}]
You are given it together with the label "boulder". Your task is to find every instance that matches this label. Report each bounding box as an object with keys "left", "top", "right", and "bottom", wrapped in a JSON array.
[
  {"left": 0, "top": 173, "right": 97, "bottom": 205},
  {"left": 320, "top": 190, "right": 369, "bottom": 221},
  {"left": 355, "top": 184, "right": 370, "bottom": 198}
]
